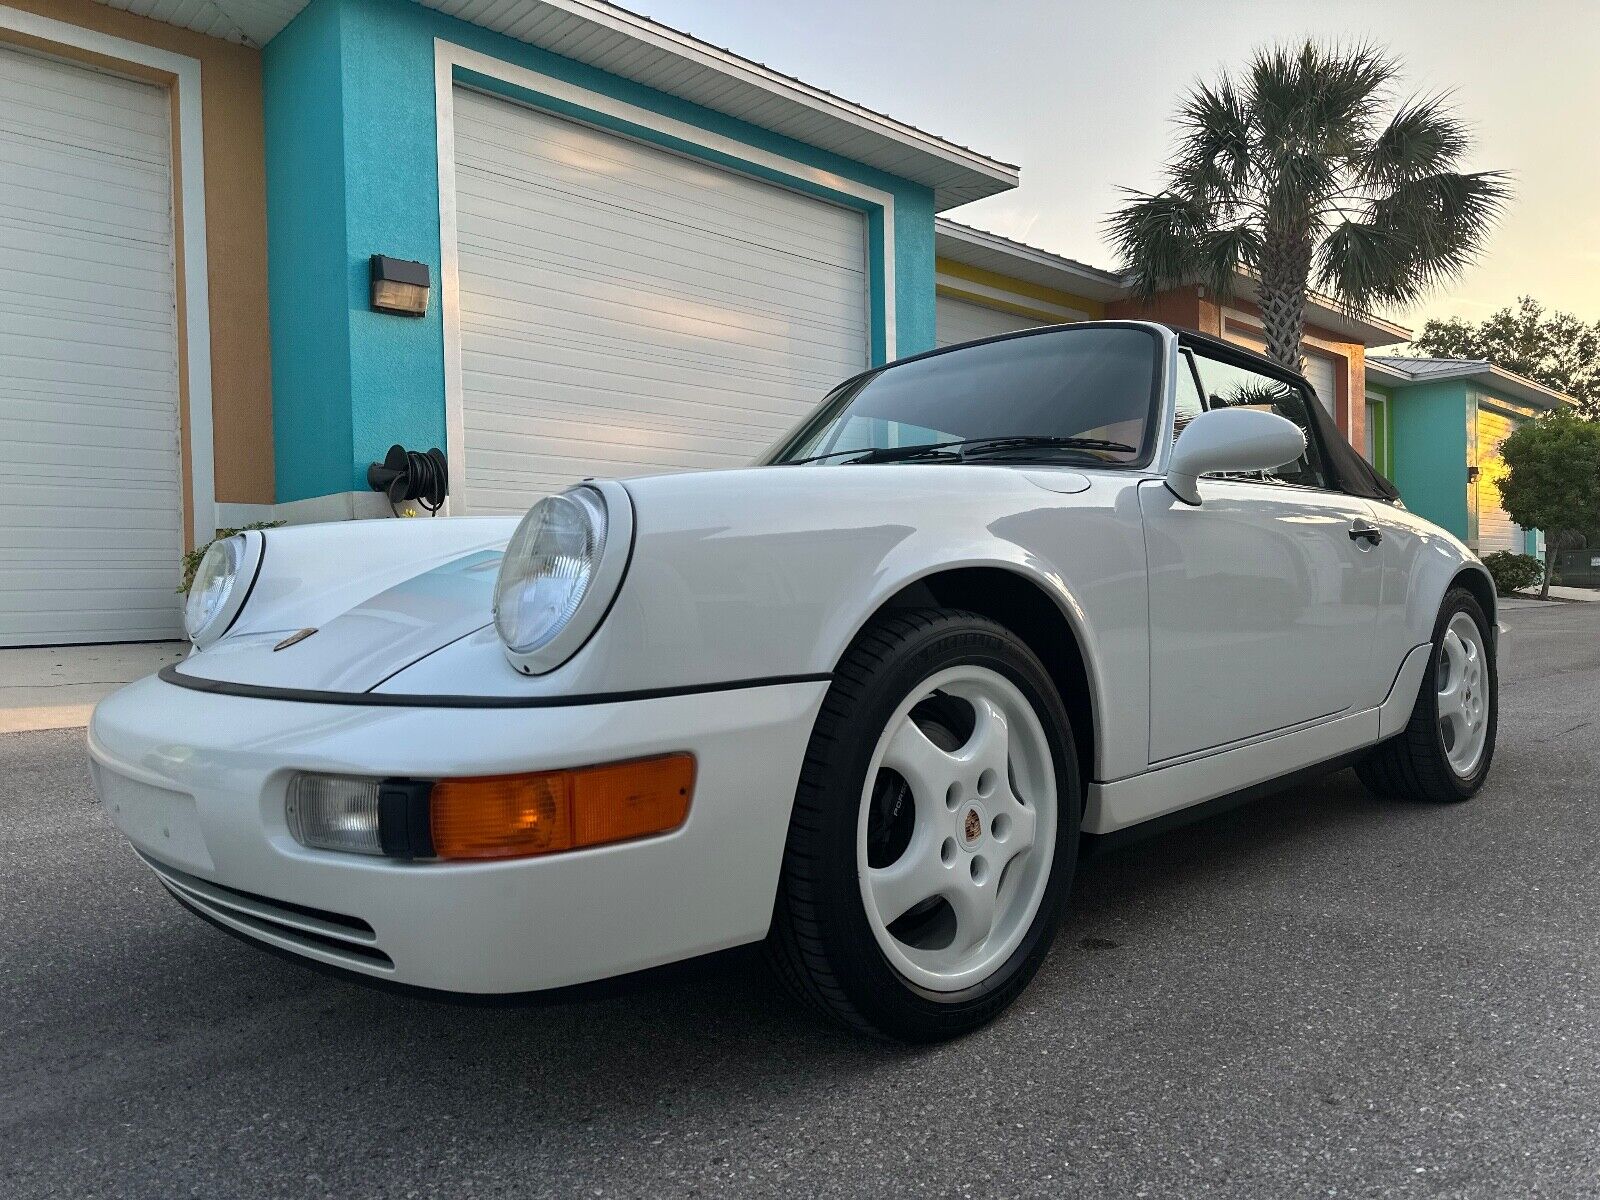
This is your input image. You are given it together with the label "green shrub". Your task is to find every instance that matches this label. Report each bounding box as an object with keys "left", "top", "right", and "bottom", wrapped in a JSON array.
[
  {"left": 178, "top": 522, "right": 283, "bottom": 594},
  {"left": 1481, "top": 550, "right": 1544, "bottom": 595}
]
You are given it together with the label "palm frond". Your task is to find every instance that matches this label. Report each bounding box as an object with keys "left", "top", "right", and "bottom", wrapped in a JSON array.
[
  {"left": 1317, "top": 170, "right": 1513, "bottom": 305},
  {"left": 1246, "top": 40, "right": 1395, "bottom": 158},
  {"left": 1172, "top": 75, "right": 1253, "bottom": 202},
  {"left": 1360, "top": 94, "right": 1473, "bottom": 187},
  {"left": 1102, "top": 190, "right": 1215, "bottom": 297}
]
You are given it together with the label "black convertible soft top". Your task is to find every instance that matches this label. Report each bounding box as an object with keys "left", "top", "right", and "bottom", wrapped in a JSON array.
[{"left": 1178, "top": 329, "right": 1402, "bottom": 504}]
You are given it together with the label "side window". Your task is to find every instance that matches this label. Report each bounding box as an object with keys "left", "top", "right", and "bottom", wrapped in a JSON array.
[
  {"left": 1190, "top": 352, "right": 1329, "bottom": 489},
  {"left": 1173, "top": 350, "right": 1205, "bottom": 438}
]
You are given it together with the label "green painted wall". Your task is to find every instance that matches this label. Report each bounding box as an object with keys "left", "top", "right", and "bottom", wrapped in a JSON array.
[
  {"left": 1365, "top": 383, "right": 1393, "bottom": 477},
  {"left": 1388, "top": 380, "right": 1470, "bottom": 540}
]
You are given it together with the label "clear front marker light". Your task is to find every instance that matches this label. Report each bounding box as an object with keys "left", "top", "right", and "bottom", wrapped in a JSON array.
[{"left": 286, "top": 775, "right": 384, "bottom": 856}]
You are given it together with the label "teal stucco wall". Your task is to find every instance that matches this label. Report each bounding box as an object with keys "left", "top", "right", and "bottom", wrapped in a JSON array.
[
  {"left": 264, "top": 0, "right": 939, "bottom": 503},
  {"left": 1388, "top": 380, "right": 1470, "bottom": 540}
]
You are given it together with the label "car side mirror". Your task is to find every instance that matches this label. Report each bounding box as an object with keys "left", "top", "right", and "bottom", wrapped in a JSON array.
[{"left": 1166, "top": 408, "right": 1307, "bottom": 505}]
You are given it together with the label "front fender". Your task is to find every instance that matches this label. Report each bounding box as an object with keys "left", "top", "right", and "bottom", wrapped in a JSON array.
[{"left": 380, "top": 466, "right": 1148, "bottom": 778}]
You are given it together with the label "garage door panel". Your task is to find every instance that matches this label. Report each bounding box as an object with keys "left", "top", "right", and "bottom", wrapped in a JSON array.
[
  {"left": 461, "top": 356, "right": 821, "bottom": 426},
  {"left": 467, "top": 396, "right": 790, "bottom": 454},
  {"left": 0, "top": 176, "right": 170, "bottom": 245},
  {"left": 454, "top": 166, "right": 864, "bottom": 280},
  {"left": 1477, "top": 408, "right": 1521, "bottom": 553},
  {"left": 457, "top": 231, "right": 864, "bottom": 335},
  {"left": 460, "top": 306, "right": 856, "bottom": 385},
  {"left": 0, "top": 139, "right": 170, "bottom": 207},
  {"left": 458, "top": 292, "right": 861, "bottom": 384},
  {"left": 454, "top": 88, "right": 867, "bottom": 513},
  {"left": 456, "top": 195, "right": 866, "bottom": 319},
  {"left": 0, "top": 219, "right": 176, "bottom": 278},
  {"left": 457, "top": 271, "right": 863, "bottom": 362},
  {"left": 455, "top": 104, "right": 862, "bottom": 271},
  {"left": 936, "top": 294, "right": 1047, "bottom": 348},
  {"left": 0, "top": 46, "right": 182, "bottom": 646},
  {"left": 453, "top": 143, "right": 863, "bottom": 261}
]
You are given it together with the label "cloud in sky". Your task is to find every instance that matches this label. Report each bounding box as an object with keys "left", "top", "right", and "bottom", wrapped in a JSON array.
[{"left": 641, "top": 0, "right": 1600, "bottom": 330}]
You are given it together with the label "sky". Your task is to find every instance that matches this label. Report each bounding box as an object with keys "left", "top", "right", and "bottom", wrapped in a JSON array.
[{"left": 636, "top": 0, "right": 1600, "bottom": 337}]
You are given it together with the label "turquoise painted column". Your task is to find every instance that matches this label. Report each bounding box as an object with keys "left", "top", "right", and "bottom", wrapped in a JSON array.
[{"left": 263, "top": 0, "right": 355, "bottom": 504}]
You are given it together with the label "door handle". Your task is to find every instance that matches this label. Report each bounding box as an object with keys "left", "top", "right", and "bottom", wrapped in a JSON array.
[{"left": 1348, "top": 522, "right": 1383, "bottom": 547}]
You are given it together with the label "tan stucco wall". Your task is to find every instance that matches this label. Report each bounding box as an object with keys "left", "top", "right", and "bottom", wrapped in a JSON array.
[{"left": 1, "top": 0, "right": 273, "bottom": 512}]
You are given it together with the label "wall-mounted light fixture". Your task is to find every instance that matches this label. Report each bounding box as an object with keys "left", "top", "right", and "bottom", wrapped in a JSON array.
[{"left": 370, "top": 255, "right": 430, "bottom": 317}]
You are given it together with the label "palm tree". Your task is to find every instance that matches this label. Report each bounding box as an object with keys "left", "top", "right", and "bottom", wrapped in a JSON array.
[{"left": 1106, "top": 41, "right": 1511, "bottom": 370}]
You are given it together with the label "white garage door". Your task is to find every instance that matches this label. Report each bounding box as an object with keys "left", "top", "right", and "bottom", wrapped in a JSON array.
[
  {"left": 452, "top": 89, "right": 870, "bottom": 513},
  {"left": 1476, "top": 406, "right": 1523, "bottom": 553},
  {"left": 936, "top": 293, "right": 1047, "bottom": 348},
  {"left": 0, "top": 47, "right": 183, "bottom": 647}
]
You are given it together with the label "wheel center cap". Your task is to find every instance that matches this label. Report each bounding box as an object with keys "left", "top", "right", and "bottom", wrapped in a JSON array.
[{"left": 962, "top": 806, "right": 984, "bottom": 846}]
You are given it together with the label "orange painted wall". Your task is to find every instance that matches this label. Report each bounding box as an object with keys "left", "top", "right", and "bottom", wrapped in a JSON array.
[{"left": 2, "top": 0, "right": 273, "bottom": 509}]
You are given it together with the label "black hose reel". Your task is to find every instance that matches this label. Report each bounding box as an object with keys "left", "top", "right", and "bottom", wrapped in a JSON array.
[{"left": 367, "top": 445, "right": 449, "bottom": 516}]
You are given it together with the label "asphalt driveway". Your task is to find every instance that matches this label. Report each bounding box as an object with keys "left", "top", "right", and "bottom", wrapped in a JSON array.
[{"left": 3, "top": 601, "right": 1598, "bottom": 1198}]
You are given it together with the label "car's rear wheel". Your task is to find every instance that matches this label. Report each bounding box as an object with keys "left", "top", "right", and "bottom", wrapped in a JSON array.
[
  {"left": 1357, "top": 587, "right": 1497, "bottom": 803},
  {"left": 767, "top": 608, "right": 1080, "bottom": 1041}
]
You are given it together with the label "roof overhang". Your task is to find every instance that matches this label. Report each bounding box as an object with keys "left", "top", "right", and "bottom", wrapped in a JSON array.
[
  {"left": 91, "top": 0, "right": 1018, "bottom": 209},
  {"left": 1367, "top": 357, "right": 1575, "bottom": 410},
  {"left": 934, "top": 219, "right": 1127, "bottom": 302},
  {"left": 1228, "top": 274, "right": 1412, "bottom": 348},
  {"left": 934, "top": 220, "right": 1412, "bottom": 346}
]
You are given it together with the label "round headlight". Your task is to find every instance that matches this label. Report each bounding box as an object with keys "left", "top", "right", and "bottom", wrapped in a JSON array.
[
  {"left": 494, "top": 486, "right": 612, "bottom": 661},
  {"left": 184, "top": 535, "right": 245, "bottom": 642}
]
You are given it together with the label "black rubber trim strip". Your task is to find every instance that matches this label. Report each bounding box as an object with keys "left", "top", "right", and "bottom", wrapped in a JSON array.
[
  {"left": 156, "top": 662, "right": 831, "bottom": 708},
  {"left": 217, "top": 530, "right": 267, "bottom": 641}
]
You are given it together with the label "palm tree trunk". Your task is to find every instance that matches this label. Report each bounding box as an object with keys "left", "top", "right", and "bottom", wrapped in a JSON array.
[{"left": 1256, "top": 233, "right": 1312, "bottom": 372}]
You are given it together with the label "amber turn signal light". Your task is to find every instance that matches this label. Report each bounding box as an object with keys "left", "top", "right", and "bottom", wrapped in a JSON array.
[{"left": 429, "top": 754, "right": 694, "bottom": 861}]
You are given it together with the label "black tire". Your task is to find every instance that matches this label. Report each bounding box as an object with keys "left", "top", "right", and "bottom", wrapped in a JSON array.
[
  {"left": 1356, "top": 587, "right": 1497, "bottom": 803},
  {"left": 766, "top": 608, "right": 1081, "bottom": 1042}
]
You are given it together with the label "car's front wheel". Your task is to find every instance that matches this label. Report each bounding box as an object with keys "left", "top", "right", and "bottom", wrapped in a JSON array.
[{"left": 767, "top": 609, "right": 1080, "bottom": 1041}]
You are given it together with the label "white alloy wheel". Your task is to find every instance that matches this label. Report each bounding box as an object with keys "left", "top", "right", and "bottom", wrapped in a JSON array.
[
  {"left": 1437, "top": 610, "right": 1489, "bottom": 776},
  {"left": 856, "top": 664, "right": 1058, "bottom": 992}
]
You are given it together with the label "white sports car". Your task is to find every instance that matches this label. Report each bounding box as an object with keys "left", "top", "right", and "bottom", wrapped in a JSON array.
[{"left": 90, "top": 322, "right": 1501, "bottom": 1042}]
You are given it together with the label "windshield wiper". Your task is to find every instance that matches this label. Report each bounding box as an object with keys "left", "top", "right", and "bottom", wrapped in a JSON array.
[
  {"left": 780, "top": 438, "right": 968, "bottom": 466},
  {"left": 836, "top": 435, "right": 1135, "bottom": 465},
  {"left": 957, "top": 435, "right": 1137, "bottom": 460}
]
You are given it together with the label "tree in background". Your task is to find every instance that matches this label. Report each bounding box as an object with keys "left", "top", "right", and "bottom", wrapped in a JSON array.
[
  {"left": 1497, "top": 415, "right": 1600, "bottom": 599},
  {"left": 1413, "top": 296, "right": 1600, "bottom": 418},
  {"left": 1107, "top": 41, "right": 1510, "bottom": 370}
]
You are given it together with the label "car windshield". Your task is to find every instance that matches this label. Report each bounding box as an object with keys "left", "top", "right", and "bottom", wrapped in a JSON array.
[{"left": 767, "top": 325, "right": 1162, "bottom": 467}]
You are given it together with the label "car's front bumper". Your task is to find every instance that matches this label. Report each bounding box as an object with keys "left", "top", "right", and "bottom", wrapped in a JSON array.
[{"left": 88, "top": 674, "right": 827, "bottom": 994}]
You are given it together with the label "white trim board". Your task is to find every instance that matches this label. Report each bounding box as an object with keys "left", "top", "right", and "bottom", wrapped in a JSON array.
[
  {"left": 432, "top": 38, "right": 896, "bottom": 514},
  {"left": 216, "top": 492, "right": 396, "bottom": 529},
  {"left": 0, "top": 4, "right": 214, "bottom": 549}
]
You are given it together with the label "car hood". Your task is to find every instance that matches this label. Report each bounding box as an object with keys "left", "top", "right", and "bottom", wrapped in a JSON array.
[
  {"left": 171, "top": 549, "right": 503, "bottom": 693},
  {"left": 167, "top": 464, "right": 1107, "bottom": 698}
]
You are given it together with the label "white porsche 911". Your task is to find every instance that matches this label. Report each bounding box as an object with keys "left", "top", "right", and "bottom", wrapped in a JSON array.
[{"left": 90, "top": 321, "right": 1501, "bottom": 1042}]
